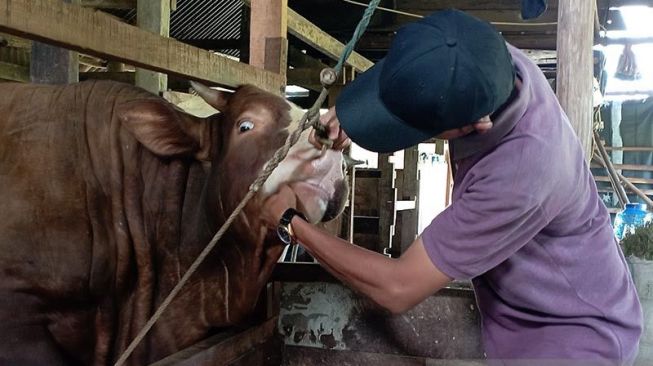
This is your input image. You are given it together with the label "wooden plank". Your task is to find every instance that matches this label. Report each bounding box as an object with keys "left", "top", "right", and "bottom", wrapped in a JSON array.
[
  {"left": 284, "top": 346, "right": 487, "bottom": 366},
  {"left": 556, "top": 0, "right": 594, "bottom": 160},
  {"left": 0, "top": 0, "right": 284, "bottom": 93},
  {"left": 149, "top": 317, "right": 277, "bottom": 366},
  {"left": 605, "top": 147, "right": 653, "bottom": 152},
  {"left": 598, "top": 187, "right": 653, "bottom": 196},
  {"left": 595, "top": 176, "right": 653, "bottom": 185},
  {"left": 591, "top": 163, "right": 653, "bottom": 172},
  {"left": 136, "top": 0, "right": 170, "bottom": 94},
  {"left": 80, "top": 0, "right": 136, "bottom": 8},
  {"left": 79, "top": 71, "right": 191, "bottom": 90},
  {"left": 358, "top": 31, "right": 557, "bottom": 52},
  {"left": 395, "top": 0, "right": 652, "bottom": 10},
  {"left": 0, "top": 60, "right": 28, "bottom": 82},
  {"left": 395, "top": 0, "right": 546, "bottom": 11},
  {"left": 394, "top": 8, "right": 559, "bottom": 24}
]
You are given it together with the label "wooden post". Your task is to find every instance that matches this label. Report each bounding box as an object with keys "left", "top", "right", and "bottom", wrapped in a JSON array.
[
  {"left": 556, "top": 0, "right": 594, "bottom": 160},
  {"left": 106, "top": 61, "right": 125, "bottom": 72},
  {"left": 249, "top": 0, "right": 288, "bottom": 93},
  {"left": 378, "top": 153, "right": 397, "bottom": 256},
  {"left": 30, "top": 0, "right": 79, "bottom": 84},
  {"left": 399, "top": 146, "right": 419, "bottom": 253},
  {"left": 444, "top": 143, "right": 453, "bottom": 207},
  {"left": 135, "top": 0, "right": 170, "bottom": 94}
]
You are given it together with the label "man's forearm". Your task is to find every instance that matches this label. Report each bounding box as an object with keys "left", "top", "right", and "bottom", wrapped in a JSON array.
[{"left": 292, "top": 217, "right": 411, "bottom": 313}]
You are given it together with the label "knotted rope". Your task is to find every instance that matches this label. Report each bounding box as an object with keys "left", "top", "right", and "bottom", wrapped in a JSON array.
[{"left": 114, "top": 1, "right": 380, "bottom": 365}]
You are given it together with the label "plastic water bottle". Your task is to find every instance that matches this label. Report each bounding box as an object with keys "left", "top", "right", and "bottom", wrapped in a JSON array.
[{"left": 614, "top": 203, "right": 653, "bottom": 241}]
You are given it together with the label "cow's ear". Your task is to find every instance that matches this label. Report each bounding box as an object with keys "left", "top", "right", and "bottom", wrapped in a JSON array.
[
  {"left": 191, "top": 81, "right": 230, "bottom": 111},
  {"left": 117, "top": 99, "right": 211, "bottom": 160}
]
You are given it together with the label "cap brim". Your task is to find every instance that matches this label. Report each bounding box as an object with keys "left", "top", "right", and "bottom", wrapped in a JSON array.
[{"left": 335, "top": 60, "right": 435, "bottom": 153}]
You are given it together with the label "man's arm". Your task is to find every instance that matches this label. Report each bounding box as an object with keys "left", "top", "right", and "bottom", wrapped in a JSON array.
[{"left": 291, "top": 217, "right": 452, "bottom": 314}]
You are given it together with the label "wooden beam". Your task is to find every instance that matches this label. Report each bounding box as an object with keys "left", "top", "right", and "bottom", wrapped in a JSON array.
[
  {"left": 287, "top": 67, "right": 349, "bottom": 89},
  {"left": 556, "top": 0, "right": 594, "bottom": 160},
  {"left": 357, "top": 31, "right": 557, "bottom": 52},
  {"left": 150, "top": 317, "right": 278, "bottom": 366},
  {"left": 179, "top": 38, "right": 242, "bottom": 51},
  {"left": 136, "top": 0, "right": 170, "bottom": 94},
  {"left": 598, "top": 36, "right": 653, "bottom": 45},
  {"left": 597, "top": 0, "right": 653, "bottom": 7},
  {"left": 501, "top": 33, "right": 557, "bottom": 50},
  {"left": 287, "top": 8, "right": 373, "bottom": 72},
  {"left": 0, "top": 0, "right": 284, "bottom": 94},
  {"left": 288, "top": 46, "right": 330, "bottom": 69},
  {"left": 78, "top": 54, "right": 106, "bottom": 69},
  {"left": 394, "top": 0, "right": 539, "bottom": 11},
  {"left": 0, "top": 32, "right": 31, "bottom": 48},
  {"left": 80, "top": 71, "right": 192, "bottom": 90},
  {"left": 522, "top": 49, "right": 557, "bottom": 64},
  {"left": 397, "top": 0, "right": 652, "bottom": 10},
  {"left": 80, "top": 0, "right": 136, "bottom": 8},
  {"left": 0, "top": 61, "right": 28, "bottom": 82}
]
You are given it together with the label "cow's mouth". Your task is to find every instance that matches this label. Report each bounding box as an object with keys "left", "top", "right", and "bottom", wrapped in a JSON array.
[
  {"left": 289, "top": 181, "right": 330, "bottom": 223},
  {"left": 289, "top": 179, "right": 348, "bottom": 223}
]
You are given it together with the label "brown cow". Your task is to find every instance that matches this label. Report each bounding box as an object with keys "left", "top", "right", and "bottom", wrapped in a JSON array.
[{"left": 0, "top": 80, "right": 347, "bottom": 365}]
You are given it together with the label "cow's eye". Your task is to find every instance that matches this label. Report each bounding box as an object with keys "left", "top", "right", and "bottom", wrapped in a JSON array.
[{"left": 238, "top": 120, "right": 254, "bottom": 133}]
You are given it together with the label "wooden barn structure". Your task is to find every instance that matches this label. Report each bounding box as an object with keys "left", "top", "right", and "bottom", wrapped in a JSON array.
[{"left": 1, "top": 0, "right": 652, "bottom": 365}]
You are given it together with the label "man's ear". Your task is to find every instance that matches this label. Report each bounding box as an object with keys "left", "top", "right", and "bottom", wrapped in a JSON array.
[
  {"left": 117, "top": 99, "right": 212, "bottom": 160},
  {"left": 191, "top": 81, "right": 231, "bottom": 112}
]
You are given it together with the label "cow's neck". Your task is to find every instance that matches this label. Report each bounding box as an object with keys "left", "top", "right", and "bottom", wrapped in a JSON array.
[{"left": 132, "top": 158, "right": 281, "bottom": 363}]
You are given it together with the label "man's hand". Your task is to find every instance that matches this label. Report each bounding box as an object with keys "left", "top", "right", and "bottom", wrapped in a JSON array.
[
  {"left": 261, "top": 185, "right": 298, "bottom": 228},
  {"left": 435, "top": 115, "right": 493, "bottom": 140},
  {"left": 309, "top": 107, "right": 351, "bottom": 151}
]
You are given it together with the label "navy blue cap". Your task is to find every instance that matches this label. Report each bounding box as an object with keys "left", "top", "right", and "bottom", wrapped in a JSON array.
[{"left": 336, "top": 9, "right": 515, "bottom": 153}]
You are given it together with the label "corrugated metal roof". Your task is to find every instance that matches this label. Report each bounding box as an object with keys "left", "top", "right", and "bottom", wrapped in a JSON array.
[
  {"left": 171, "top": 0, "right": 242, "bottom": 41},
  {"left": 107, "top": 0, "right": 242, "bottom": 57}
]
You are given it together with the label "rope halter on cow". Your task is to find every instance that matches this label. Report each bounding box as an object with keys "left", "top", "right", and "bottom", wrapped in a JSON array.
[{"left": 113, "top": 1, "right": 381, "bottom": 365}]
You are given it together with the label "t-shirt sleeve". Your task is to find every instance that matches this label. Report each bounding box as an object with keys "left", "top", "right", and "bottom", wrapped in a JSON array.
[{"left": 421, "top": 187, "right": 549, "bottom": 280}]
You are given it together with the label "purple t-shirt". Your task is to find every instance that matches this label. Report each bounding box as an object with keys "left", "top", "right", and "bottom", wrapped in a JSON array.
[{"left": 422, "top": 45, "right": 642, "bottom": 362}]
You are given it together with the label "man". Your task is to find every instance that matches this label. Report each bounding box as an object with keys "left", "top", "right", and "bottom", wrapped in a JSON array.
[{"left": 262, "top": 9, "right": 642, "bottom": 364}]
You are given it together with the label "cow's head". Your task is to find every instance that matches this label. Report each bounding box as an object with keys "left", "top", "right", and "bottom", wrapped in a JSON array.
[
  {"left": 189, "top": 82, "right": 348, "bottom": 228},
  {"left": 118, "top": 83, "right": 348, "bottom": 324}
]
